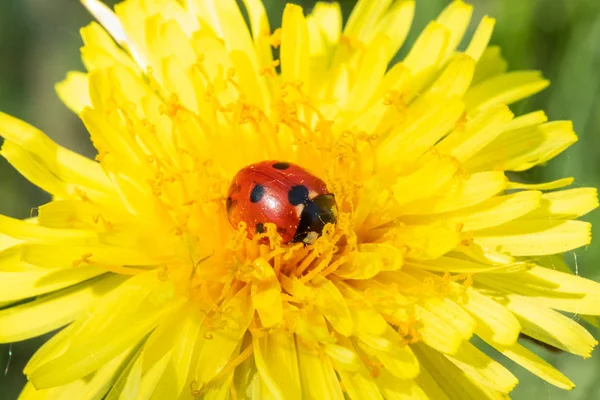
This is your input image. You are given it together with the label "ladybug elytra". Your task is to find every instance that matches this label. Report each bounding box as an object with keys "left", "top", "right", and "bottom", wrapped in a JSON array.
[{"left": 226, "top": 161, "right": 337, "bottom": 244}]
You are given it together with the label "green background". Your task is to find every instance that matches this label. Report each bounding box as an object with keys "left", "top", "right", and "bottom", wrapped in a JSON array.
[{"left": 1, "top": 0, "right": 599, "bottom": 398}]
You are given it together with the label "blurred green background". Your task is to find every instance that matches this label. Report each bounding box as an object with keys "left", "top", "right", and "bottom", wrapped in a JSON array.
[{"left": 1, "top": 0, "right": 600, "bottom": 398}]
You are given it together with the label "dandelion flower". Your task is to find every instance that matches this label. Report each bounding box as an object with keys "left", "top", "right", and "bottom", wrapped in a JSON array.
[{"left": 1, "top": 0, "right": 599, "bottom": 398}]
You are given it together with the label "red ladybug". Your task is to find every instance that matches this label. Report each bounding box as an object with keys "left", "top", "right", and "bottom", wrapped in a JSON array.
[{"left": 226, "top": 161, "right": 337, "bottom": 244}]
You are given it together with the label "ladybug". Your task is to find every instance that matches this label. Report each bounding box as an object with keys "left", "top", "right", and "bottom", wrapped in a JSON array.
[{"left": 226, "top": 161, "right": 337, "bottom": 244}]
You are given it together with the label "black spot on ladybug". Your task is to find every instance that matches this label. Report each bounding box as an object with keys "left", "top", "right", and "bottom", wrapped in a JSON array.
[
  {"left": 250, "top": 184, "right": 265, "bottom": 203},
  {"left": 272, "top": 162, "right": 290, "bottom": 170},
  {"left": 288, "top": 185, "right": 309, "bottom": 206},
  {"left": 256, "top": 222, "right": 265, "bottom": 233},
  {"left": 226, "top": 197, "right": 233, "bottom": 214}
]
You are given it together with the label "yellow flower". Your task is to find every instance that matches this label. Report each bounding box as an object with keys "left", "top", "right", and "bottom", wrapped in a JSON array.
[{"left": 1, "top": 0, "right": 599, "bottom": 398}]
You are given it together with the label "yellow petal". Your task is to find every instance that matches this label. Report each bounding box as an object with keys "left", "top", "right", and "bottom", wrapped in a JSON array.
[
  {"left": 152, "top": 38, "right": 197, "bottom": 112},
  {"left": 56, "top": 72, "right": 91, "bottom": 115},
  {"left": 232, "top": 336, "right": 259, "bottom": 398},
  {"left": 465, "top": 71, "right": 549, "bottom": 112},
  {"left": 151, "top": 307, "right": 204, "bottom": 399},
  {"left": 357, "top": 326, "right": 420, "bottom": 380},
  {"left": 523, "top": 187, "right": 598, "bottom": 220},
  {"left": 413, "top": 363, "right": 450, "bottom": 400},
  {"left": 323, "top": 342, "right": 361, "bottom": 372},
  {"left": 19, "top": 347, "right": 131, "bottom": 400},
  {"left": 335, "top": 249, "right": 386, "bottom": 280},
  {"left": 306, "top": 2, "right": 341, "bottom": 94},
  {"left": 336, "top": 282, "right": 388, "bottom": 337},
  {"left": 1, "top": 141, "right": 69, "bottom": 199},
  {"left": 445, "top": 340, "right": 518, "bottom": 393},
  {"left": 504, "top": 296, "right": 597, "bottom": 357},
  {"left": 80, "top": 21, "right": 141, "bottom": 72},
  {"left": 460, "top": 288, "right": 521, "bottom": 347},
  {"left": 105, "top": 346, "right": 145, "bottom": 400},
  {"left": 436, "top": 104, "right": 514, "bottom": 162},
  {"left": 136, "top": 351, "right": 172, "bottom": 399},
  {"left": 0, "top": 141, "right": 113, "bottom": 205},
  {"left": 393, "top": 223, "right": 462, "bottom": 260},
  {"left": 312, "top": 276, "right": 354, "bottom": 336},
  {"left": 37, "top": 199, "right": 127, "bottom": 231},
  {"left": 502, "top": 109, "right": 548, "bottom": 131},
  {"left": 278, "top": 274, "right": 313, "bottom": 303},
  {"left": 426, "top": 54, "right": 475, "bottom": 99},
  {"left": 0, "top": 214, "right": 95, "bottom": 241},
  {"left": 382, "top": 270, "right": 476, "bottom": 341},
  {"left": 391, "top": 154, "right": 461, "bottom": 209},
  {"left": 0, "top": 274, "right": 125, "bottom": 343},
  {"left": 372, "top": 0, "right": 415, "bottom": 60},
  {"left": 403, "top": 22, "right": 449, "bottom": 75},
  {"left": 465, "top": 16, "right": 496, "bottom": 62},
  {"left": 336, "top": 243, "right": 404, "bottom": 279},
  {"left": 199, "top": 368, "right": 235, "bottom": 400},
  {"left": 188, "top": 0, "right": 257, "bottom": 69},
  {"left": 506, "top": 177, "right": 573, "bottom": 191},
  {"left": 28, "top": 271, "right": 185, "bottom": 388},
  {"left": 240, "top": 0, "right": 273, "bottom": 71},
  {"left": 375, "top": 371, "right": 428, "bottom": 400},
  {"left": 343, "top": 34, "right": 390, "bottom": 113},
  {"left": 297, "top": 341, "right": 344, "bottom": 400},
  {"left": 251, "top": 258, "right": 283, "bottom": 328},
  {"left": 405, "top": 191, "right": 542, "bottom": 232},
  {"left": 194, "top": 286, "right": 253, "bottom": 386},
  {"left": 472, "top": 46, "right": 507, "bottom": 85},
  {"left": 378, "top": 97, "right": 465, "bottom": 170},
  {"left": 476, "top": 265, "right": 600, "bottom": 315},
  {"left": 294, "top": 307, "right": 331, "bottom": 344},
  {"left": 474, "top": 220, "right": 591, "bottom": 256},
  {"left": 406, "top": 256, "right": 529, "bottom": 274},
  {"left": 436, "top": 0, "right": 473, "bottom": 63},
  {"left": 113, "top": 0, "right": 152, "bottom": 70},
  {"left": 421, "top": 297, "right": 476, "bottom": 341},
  {"left": 253, "top": 330, "right": 301, "bottom": 400},
  {"left": 413, "top": 343, "right": 506, "bottom": 400},
  {"left": 343, "top": 0, "right": 393, "bottom": 41},
  {"left": 21, "top": 241, "right": 160, "bottom": 269},
  {"left": 0, "top": 231, "right": 21, "bottom": 252},
  {"left": 402, "top": 172, "right": 506, "bottom": 215},
  {"left": 0, "top": 112, "right": 115, "bottom": 195},
  {"left": 465, "top": 121, "right": 577, "bottom": 172},
  {"left": 352, "top": 62, "right": 411, "bottom": 135},
  {"left": 333, "top": 339, "right": 384, "bottom": 400},
  {"left": 231, "top": 50, "right": 268, "bottom": 109},
  {"left": 412, "top": 304, "right": 465, "bottom": 354},
  {"left": 0, "top": 266, "right": 105, "bottom": 302},
  {"left": 82, "top": 0, "right": 127, "bottom": 46},
  {"left": 308, "top": 2, "right": 342, "bottom": 45},
  {"left": 494, "top": 342, "right": 574, "bottom": 390},
  {"left": 280, "top": 4, "right": 310, "bottom": 85},
  {"left": 24, "top": 320, "right": 80, "bottom": 375},
  {"left": 147, "top": 17, "right": 195, "bottom": 69},
  {"left": 456, "top": 240, "right": 516, "bottom": 266}
]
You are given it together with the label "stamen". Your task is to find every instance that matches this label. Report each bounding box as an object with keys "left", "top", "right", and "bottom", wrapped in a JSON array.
[
  {"left": 92, "top": 213, "right": 114, "bottom": 230},
  {"left": 72, "top": 253, "right": 93, "bottom": 267},
  {"left": 319, "top": 256, "right": 349, "bottom": 278},
  {"left": 270, "top": 28, "right": 282, "bottom": 48},
  {"left": 292, "top": 250, "right": 319, "bottom": 277},
  {"left": 299, "top": 252, "right": 334, "bottom": 283},
  {"left": 259, "top": 60, "right": 280, "bottom": 76}
]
